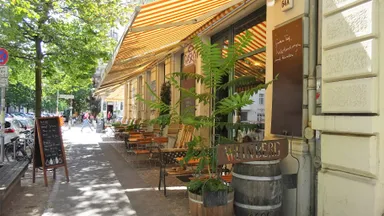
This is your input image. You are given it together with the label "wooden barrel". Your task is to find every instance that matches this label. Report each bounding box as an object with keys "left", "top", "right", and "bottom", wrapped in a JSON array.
[
  {"left": 188, "top": 191, "right": 234, "bottom": 216},
  {"left": 232, "top": 160, "right": 282, "bottom": 216}
]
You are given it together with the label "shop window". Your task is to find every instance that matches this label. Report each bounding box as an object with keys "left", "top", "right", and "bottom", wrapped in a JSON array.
[{"left": 211, "top": 6, "right": 266, "bottom": 139}]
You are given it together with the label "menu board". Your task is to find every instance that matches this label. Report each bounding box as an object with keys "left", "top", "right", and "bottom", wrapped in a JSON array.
[
  {"left": 33, "top": 117, "right": 69, "bottom": 186},
  {"left": 36, "top": 117, "right": 65, "bottom": 167},
  {"left": 271, "top": 18, "right": 303, "bottom": 137}
]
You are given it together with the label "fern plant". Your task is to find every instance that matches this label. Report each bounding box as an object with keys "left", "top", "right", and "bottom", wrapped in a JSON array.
[{"left": 136, "top": 31, "right": 276, "bottom": 193}]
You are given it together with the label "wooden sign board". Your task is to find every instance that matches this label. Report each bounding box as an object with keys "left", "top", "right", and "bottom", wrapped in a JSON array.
[
  {"left": 33, "top": 117, "right": 69, "bottom": 186},
  {"left": 271, "top": 18, "right": 303, "bottom": 137},
  {"left": 181, "top": 46, "right": 196, "bottom": 116},
  {"left": 217, "top": 139, "right": 289, "bottom": 165}
]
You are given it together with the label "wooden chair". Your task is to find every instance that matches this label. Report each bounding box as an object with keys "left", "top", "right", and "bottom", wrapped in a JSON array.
[
  {"left": 132, "top": 137, "right": 154, "bottom": 168},
  {"left": 149, "top": 137, "right": 168, "bottom": 165},
  {"left": 124, "top": 132, "right": 144, "bottom": 154},
  {"left": 158, "top": 125, "right": 195, "bottom": 196}
]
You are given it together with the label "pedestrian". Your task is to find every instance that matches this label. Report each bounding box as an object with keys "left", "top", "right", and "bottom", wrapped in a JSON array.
[
  {"left": 107, "top": 111, "right": 112, "bottom": 122},
  {"left": 81, "top": 112, "right": 93, "bottom": 132}
]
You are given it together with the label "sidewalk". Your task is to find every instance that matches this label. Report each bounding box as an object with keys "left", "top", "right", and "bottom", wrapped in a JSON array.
[
  {"left": 42, "top": 127, "right": 136, "bottom": 216},
  {"left": 3, "top": 126, "right": 189, "bottom": 216},
  {"left": 41, "top": 126, "right": 188, "bottom": 216}
]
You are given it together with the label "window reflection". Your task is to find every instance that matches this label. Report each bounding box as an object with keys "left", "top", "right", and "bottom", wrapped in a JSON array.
[{"left": 234, "top": 21, "right": 266, "bottom": 141}]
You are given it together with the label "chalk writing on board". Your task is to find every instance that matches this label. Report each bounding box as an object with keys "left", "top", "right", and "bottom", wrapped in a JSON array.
[
  {"left": 38, "top": 118, "right": 64, "bottom": 167},
  {"left": 274, "top": 34, "right": 302, "bottom": 63}
]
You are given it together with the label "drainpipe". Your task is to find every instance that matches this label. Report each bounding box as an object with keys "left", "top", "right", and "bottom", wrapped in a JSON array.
[
  {"left": 307, "top": 0, "right": 318, "bottom": 215},
  {"left": 314, "top": 1, "right": 323, "bottom": 216}
]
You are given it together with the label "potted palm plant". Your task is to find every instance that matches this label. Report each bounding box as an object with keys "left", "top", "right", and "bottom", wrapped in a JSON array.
[{"left": 137, "top": 31, "right": 276, "bottom": 215}]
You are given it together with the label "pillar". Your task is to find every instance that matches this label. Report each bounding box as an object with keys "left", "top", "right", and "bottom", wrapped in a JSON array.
[{"left": 123, "top": 82, "right": 129, "bottom": 123}]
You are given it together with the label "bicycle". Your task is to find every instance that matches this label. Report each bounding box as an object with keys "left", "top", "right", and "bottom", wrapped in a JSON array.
[{"left": 5, "top": 130, "right": 34, "bottom": 163}]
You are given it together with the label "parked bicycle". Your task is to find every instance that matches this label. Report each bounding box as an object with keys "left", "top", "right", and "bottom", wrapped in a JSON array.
[{"left": 5, "top": 130, "right": 34, "bottom": 163}]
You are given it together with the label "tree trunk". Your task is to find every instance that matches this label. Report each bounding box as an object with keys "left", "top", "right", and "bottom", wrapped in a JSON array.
[{"left": 35, "top": 37, "right": 43, "bottom": 118}]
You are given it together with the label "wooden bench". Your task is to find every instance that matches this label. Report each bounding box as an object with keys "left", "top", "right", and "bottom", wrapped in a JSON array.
[{"left": 0, "top": 161, "right": 29, "bottom": 214}]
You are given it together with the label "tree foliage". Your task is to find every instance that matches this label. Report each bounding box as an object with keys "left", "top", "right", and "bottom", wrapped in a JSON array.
[
  {"left": 0, "top": 0, "right": 132, "bottom": 116},
  {"left": 6, "top": 83, "right": 35, "bottom": 112}
]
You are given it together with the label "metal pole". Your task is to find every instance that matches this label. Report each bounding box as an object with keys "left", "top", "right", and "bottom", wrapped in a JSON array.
[
  {"left": 69, "top": 99, "right": 73, "bottom": 129},
  {"left": 56, "top": 90, "right": 59, "bottom": 116},
  {"left": 0, "top": 87, "right": 4, "bottom": 164}
]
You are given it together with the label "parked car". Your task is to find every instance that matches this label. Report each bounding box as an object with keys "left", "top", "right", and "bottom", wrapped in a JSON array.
[
  {"left": 14, "top": 117, "right": 34, "bottom": 131},
  {"left": 3, "top": 120, "right": 21, "bottom": 144}
]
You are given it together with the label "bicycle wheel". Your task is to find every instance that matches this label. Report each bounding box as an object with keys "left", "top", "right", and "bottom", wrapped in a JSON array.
[
  {"left": 5, "top": 146, "right": 26, "bottom": 162},
  {"left": 4, "top": 145, "right": 14, "bottom": 162},
  {"left": 24, "top": 145, "right": 33, "bottom": 163},
  {"left": 16, "top": 146, "right": 32, "bottom": 163}
]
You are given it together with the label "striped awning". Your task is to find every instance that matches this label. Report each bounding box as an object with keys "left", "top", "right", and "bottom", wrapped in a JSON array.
[
  {"left": 96, "top": 0, "right": 258, "bottom": 93},
  {"left": 104, "top": 85, "right": 124, "bottom": 102}
]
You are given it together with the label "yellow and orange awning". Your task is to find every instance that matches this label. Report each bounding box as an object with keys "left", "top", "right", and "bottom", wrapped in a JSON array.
[{"left": 96, "top": 0, "right": 257, "bottom": 94}]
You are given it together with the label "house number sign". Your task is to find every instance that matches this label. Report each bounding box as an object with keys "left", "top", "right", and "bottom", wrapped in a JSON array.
[{"left": 281, "top": 0, "right": 293, "bottom": 12}]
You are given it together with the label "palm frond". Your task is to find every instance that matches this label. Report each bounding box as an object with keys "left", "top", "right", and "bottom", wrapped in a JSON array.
[
  {"left": 219, "top": 75, "right": 262, "bottom": 90},
  {"left": 214, "top": 91, "right": 253, "bottom": 116}
]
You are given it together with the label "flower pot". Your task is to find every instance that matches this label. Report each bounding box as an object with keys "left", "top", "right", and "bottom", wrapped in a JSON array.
[{"left": 188, "top": 190, "right": 234, "bottom": 216}]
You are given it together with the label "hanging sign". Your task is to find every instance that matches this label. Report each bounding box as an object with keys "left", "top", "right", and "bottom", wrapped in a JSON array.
[
  {"left": 59, "top": 94, "right": 74, "bottom": 99},
  {"left": 217, "top": 139, "right": 289, "bottom": 164},
  {"left": 0, "top": 48, "right": 9, "bottom": 66}
]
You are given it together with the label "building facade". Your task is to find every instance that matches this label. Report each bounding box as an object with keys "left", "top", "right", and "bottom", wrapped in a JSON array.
[{"left": 96, "top": 0, "right": 384, "bottom": 215}]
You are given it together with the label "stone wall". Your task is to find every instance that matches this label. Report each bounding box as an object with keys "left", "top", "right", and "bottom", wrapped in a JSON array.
[{"left": 313, "top": 0, "right": 384, "bottom": 215}]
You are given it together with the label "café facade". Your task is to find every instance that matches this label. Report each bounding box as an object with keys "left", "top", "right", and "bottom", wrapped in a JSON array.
[{"left": 95, "top": 0, "right": 384, "bottom": 215}]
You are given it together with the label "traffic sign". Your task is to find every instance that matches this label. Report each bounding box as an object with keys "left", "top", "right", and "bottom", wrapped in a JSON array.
[
  {"left": 0, "top": 66, "right": 8, "bottom": 87},
  {"left": 0, "top": 49, "right": 9, "bottom": 66},
  {"left": 59, "top": 94, "right": 74, "bottom": 99}
]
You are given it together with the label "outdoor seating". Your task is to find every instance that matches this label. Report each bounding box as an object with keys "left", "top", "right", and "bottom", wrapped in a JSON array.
[
  {"left": 131, "top": 136, "right": 169, "bottom": 168},
  {"left": 124, "top": 131, "right": 144, "bottom": 153},
  {"left": 157, "top": 124, "right": 195, "bottom": 196}
]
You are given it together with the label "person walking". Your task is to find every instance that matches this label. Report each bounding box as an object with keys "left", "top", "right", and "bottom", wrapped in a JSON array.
[
  {"left": 81, "top": 112, "right": 93, "bottom": 132},
  {"left": 107, "top": 111, "right": 112, "bottom": 122}
]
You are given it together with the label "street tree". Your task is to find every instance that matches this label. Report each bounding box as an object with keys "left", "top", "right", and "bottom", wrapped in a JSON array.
[{"left": 0, "top": 0, "right": 131, "bottom": 117}]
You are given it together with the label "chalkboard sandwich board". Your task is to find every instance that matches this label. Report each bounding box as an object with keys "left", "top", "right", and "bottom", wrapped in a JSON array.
[{"left": 33, "top": 117, "right": 69, "bottom": 186}]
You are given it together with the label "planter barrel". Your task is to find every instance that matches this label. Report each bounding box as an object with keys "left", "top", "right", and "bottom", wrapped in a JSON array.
[
  {"left": 232, "top": 160, "right": 282, "bottom": 216},
  {"left": 188, "top": 191, "right": 234, "bottom": 216}
]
